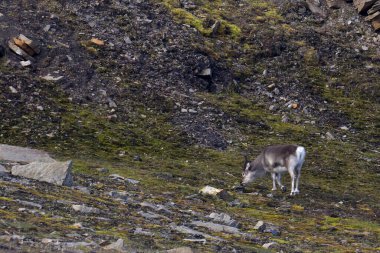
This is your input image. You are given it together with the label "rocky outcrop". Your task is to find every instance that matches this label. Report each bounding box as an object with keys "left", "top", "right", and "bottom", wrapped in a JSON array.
[
  {"left": 0, "top": 144, "right": 56, "bottom": 163},
  {"left": 11, "top": 160, "right": 73, "bottom": 186}
]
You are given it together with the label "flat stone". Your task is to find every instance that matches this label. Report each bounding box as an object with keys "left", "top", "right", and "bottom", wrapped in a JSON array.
[
  {"left": 0, "top": 144, "right": 55, "bottom": 163},
  {"left": 41, "top": 74, "right": 64, "bottom": 81},
  {"left": 125, "top": 178, "right": 140, "bottom": 184},
  {"left": 11, "top": 160, "right": 73, "bottom": 186},
  {"left": 16, "top": 200, "right": 42, "bottom": 209},
  {"left": 198, "top": 68, "right": 211, "bottom": 76},
  {"left": 134, "top": 228, "right": 154, "bottom": 236},
  {"left": 167, "top": 247, "right": 197, "bottom": 253},
  {"left": 170, "top": 224, "right": 222, "bottom": 240},
  {"left": 72, "top": 204, "right": 100, "bottom": 214},
  {"left": 109, "top": 174, "right": 125, "bottom": 180},
  {"left": 103, "top": 238, "right": 125, "bottom": 252},
  {"left": 62, "top": 241, "right": 96, "bottom": 249},
  {"left": 183, "top": 238, "right": 206, "bottom": 244},
  {"left": 191, "top": 221, "right": 240, "bottom": 234},
  {"left": 208, "top": 212, "right": 239, "bottom": 227}
]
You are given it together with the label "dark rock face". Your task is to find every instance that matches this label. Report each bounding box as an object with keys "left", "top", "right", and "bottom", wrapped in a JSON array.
[{"left": 0, "top": 44, "right": 5, "bottom": 58}]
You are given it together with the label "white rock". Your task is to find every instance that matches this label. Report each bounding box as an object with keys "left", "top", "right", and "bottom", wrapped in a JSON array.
[
  {"left": 20, "top": 60, "right": 32, "bottom": 67},
  {"left": 9, "top": 86, "right": 18, "bottom": 93},
  {"left": 109, "top": 174, "right": 125, "bottom": 180},
  {"left": 199, "top": 68, "right": 211, "bottom": 76},
  {"left": 11, "top": 160, "right": 73, "bottom": 186},
  {"left": 262, "top": 242, "right": 277, "bottom": 249},
  {"left": 326, "top": 131, "right": 335, "bottom": 140},
  {"left": 254, "top": 220, "right": 266, "bottom": 231},
  {"left": 41, "top": 74, "right": 64, "bottom": 81},
  {"left": 340, "top": 126, "right": 349, "bottom": 131},
  {"left": 199, "top": 185, "right": 223, "bottom": 195},
  {"left": 167, "top": 247, "right": 196, "bottom": 253},
  {"left": 181, "top": 108, "right": 188, "bottom": 113},
  {"left": 103, "top": 238, "right": 125, "bottom": 252},
  {"left": 191, "top": 221, "right": 240, "bottom": 234},
  {"left": 43, "top": 25, "right": 51, "bottom": 32},
  {"left": 72, "top": 204, "right": 100, "bottom": 214}
]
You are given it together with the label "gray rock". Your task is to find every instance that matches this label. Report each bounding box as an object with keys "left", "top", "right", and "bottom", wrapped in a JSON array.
[
  {"left": 73, "top": 186, "right": 91, "bottom": 194},
  {"left": 167, "top": 247, "right": 197, "bottom": 253},
  {"left": 191, "top": 221, "right": 240, "bottom": 234},
  {"left": 134, "top": 228, "right": 154, "bottom": 236},
  {"left": 103, "top": 238, "right": 126, "bottom": 252},
  {"left": 133, "top": 155, "right": 142, "bottom": 161},
  {"left": 11, "top": 160, "right": 73, "bottom": 186},
  {"left": 96, "top": 167, "right": 109, "bottom": 173},
  {"left": 124, "top": 36, "right": 132, "bottom": 44},
  {"left": 126, "top": 178, "right": 140, "bottom": 184},
  {"left": 170, "top": 224, "right": 221, "bottom": 241},
  {"left": 262, "top": 242, "right": 277, "bottom": 249},
  {"left": 43, "top": 25, "right": 51, "bottom": 32},
  {"left": 140, "top": 201, "right": 172, "bottom": 214},
  {"left": 254, "top": 220, "right": 266, "bottom": 232},
  {"left": 326, "top": 131, "right": 335, "bottom": 140},
  {"left": 183, "top": 238, "right": 206, "bottom": 244},
  {"left": 208, "top": 212, "right": 239, "bottom": 227},
  {"left": 41, "top": 74, "right": 64, "bottom": 81},
  {"left": 138, "top": 211, "right": 161, "bottom": 219},
  {"left": 108, "top": 98, "right": 117, "bottom": 108},
  {"left": 109, "top": 174, "right": 125, "bottom": 181},
  {"left": 9, "top": 86, "right": 18, "bottom": 93},
  {"left": 0, "top": 144, "right": 56, "bottom": 163},
  {"left": 16, "top": 200, "right": 42, "bottom": 209},
  {"left": 62, "top": 241, "right": 96, "bottom": 249},
  {"left": 72, "top": 204, "right": 100, "bottom": 214},
  {"left": 198, "top": 68, "right": 211, "bottom": 77},
  {"left": 0, "top": 164, "right": 9, "bottom": 175}
]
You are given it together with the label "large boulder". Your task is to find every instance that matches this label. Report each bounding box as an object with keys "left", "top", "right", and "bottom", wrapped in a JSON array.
[
  {"left": 11, "top": 160, "right": 73, "bottom": 186},
  {"left": 0, "top": 144, "right": 55, "bottom": 163}
]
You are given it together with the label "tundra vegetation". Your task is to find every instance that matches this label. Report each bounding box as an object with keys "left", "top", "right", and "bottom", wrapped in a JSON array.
[{"left": 0, "top": 0, "right": 379, "bottom": 252}]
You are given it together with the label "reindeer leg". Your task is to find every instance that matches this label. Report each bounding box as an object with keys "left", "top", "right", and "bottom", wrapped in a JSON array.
[
  {"left": 289, "top": 169, "right": 296, "bottom": 196},
  {"left": 294, "top": 167, "right": 302, "bottom": 195},
  {"left": 275, "top": 173, "right": 286, "bottom": 192},
  {"left": 271, "top": 173, "right": 277, "bottom": 191}
]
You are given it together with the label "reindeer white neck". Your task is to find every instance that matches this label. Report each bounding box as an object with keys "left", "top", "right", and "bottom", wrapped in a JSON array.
[{"left": 241, "top": 144, "right": 306, "bottom": 196}]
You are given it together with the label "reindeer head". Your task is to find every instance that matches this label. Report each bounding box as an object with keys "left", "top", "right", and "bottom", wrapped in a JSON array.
[{"left": 241, "top": 155, "right": 265, "bottom": 186}]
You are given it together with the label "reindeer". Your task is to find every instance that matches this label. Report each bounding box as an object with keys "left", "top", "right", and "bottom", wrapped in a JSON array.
[{"left": 241, "top": 144, "right": 306, "bottom": 196}]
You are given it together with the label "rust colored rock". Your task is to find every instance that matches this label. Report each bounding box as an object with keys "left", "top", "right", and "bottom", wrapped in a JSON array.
[{"left": 90, "top": 38, "right": 105, "bottom": 46}]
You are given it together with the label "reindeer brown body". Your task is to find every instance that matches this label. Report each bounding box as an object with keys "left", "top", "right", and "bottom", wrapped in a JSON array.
[{"left": 241, "top": 144, "right": 306, "bottom": 196}]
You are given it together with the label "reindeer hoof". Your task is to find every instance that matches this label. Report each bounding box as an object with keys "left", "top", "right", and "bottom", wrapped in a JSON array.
[{"left": 281, "top": 186, "right": 287, "bottom": 192}]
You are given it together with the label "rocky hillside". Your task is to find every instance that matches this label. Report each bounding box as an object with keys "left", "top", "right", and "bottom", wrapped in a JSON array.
[{"left": 0, "top": 0, "right": 379, "bottom": 252}]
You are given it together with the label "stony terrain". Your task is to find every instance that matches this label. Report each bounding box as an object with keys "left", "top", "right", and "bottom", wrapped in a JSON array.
[{"left": 0, "top": 0, "right": 379, "bottom": 252}]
